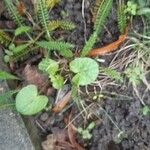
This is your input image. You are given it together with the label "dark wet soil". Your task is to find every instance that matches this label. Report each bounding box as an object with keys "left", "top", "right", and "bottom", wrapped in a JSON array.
[{"left": 1, "top": 0, "right": 150, "bottom": 150}]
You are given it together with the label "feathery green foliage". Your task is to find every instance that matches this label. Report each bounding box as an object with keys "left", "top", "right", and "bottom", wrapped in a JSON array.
[
  {"left": 92, "top": 0, "right": 102, "bottom": 22},
  {"left": 0, "top": 30, "right": 11, "bottom": 46},
  {"left": 48, "top": 20, "right": 76, "bottom": 31},
  {"left": 117, "top": 2, "right": 127, "bottom": 34},
  {"left": 46, "top": 0, "right": 60, "bottom": 9},
  {"left": 100, "top": 67, "right": 123, "bottom": 82},
  {"left": 37, "top": 41, "right": 74, "bottom": 57},
  {"left": 81, "top": 0, "right": 113, "bottom": 56},
  {"left": 4, "top": 0, "right": 24, "bottom": 26},
  {"left": 12, "top": 44, "right": 30, "bottom": 54},
  {"left": 15, "top": 26, "right": 31, "bottom": 36},
  {"left": 125, "top": 65, "right": 145, "bottom": 86},
  {"left": 37, "top": 0, "right": 50, "bottom": 38},
  {"left": 94, "top": 0, "right": 113, "bottom": 32},
  {"left": 81, "top": 32, "right": 97, "bottom": 57}
]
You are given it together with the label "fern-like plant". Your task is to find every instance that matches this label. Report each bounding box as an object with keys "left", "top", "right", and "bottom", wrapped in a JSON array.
[
  {"left": 37, "top": 40, "right": 74, "bottom": 57},
  {"left": 81, "top": 0, "right": 113, "bottom": 56},
  {"left": 117, "top": 1, "right": 127, "bottom": 34},
  {"left": 92, "top": 0, "right": 102, "bottom": 22},
  {"left": 46, "top": 0, "right": 60, "bottom": 9},
  {"left": 37, "top": 0, "right": 50, "bottom": 38},
  {"left": 48, "top": 20, "right": 75, "bottom": 31},
  {"left": 4, "top": 0, "right": 24, "bottom": 26},
  {"left": 0, "top": 30, "right": 11, "bottom": 46}
]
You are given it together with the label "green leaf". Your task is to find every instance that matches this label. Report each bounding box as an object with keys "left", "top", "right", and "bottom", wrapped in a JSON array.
[
  {"left": 37, "top": 0, "right": 50, "bottom": 38},
  {"left": 81, "top": 0, "right": 113, "bottom": 56},
  {"left": 4, "top": 0, "right": 24, "bottom": 26},
  {"left": 12, "top": 44, "right": 29, "bottom": 54},
  {"left": 15, "top": 85, "right": 48, "bottom": 115},
  {"left": 50, "top": 74, "right": 64, "bottom": 89},
  {"left": 59, "top": 49, "right": 73, "bottom": 58},
  {"left": 15, "top": 26, "right": 31, "bottom": 36},
  {"left": 125, "top": 65, "right": 144, "bottom": 86},
  {"left": 48, "top": 20, "right": 75, "bottom": 31},
  {"left": 0, "top": 29, "right": 11, "bottom": 46},
  {"left": 70, "top": 57, "right": 99, "bottom": 86},
  {"left": 38, "top": 58, "right": 59, "bottom": 75},
  {"left": 82, "top": 130, "right": 92, "bottom": 139},
  {"left": 100, "top": 67, "right": 123, "bottom": 82},
  {"left": 137, "top": 8, "right": 150, "bottom": 15},
  {"left": 37, "top": 41, "right": 74, "bottom": 57},
  {"left": 0, "top": 90, "right": 18, "bottom": 103},
  {"left": 0, "top": 70, "right": 19, "bottom": 80},
  {"left": 141, "top": 105, "right": 150, "bottom": 116},
  {"left": 87, "top": 122, "right": 95, "bottom": 130},
  {"left": 77, "top": 127, "right": 83, "bottom": 134},
  {"left": 0, "top": 90, "right": 18, "bottom": 109}
]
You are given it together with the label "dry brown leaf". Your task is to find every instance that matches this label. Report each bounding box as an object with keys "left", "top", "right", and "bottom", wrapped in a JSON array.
[
  {"left": 65, "top": 112, "right": 85, "bottom": 150},
  {"left": 68, "top": 124, "right": 85, "bottom": 150},
  {"left": 17, "top": 1, "right": 26, "bottom": 15},
  {"left": 52, "top": 91, "right": 72, "bottom": 113},
  {"left": 42, "top": 133, "right": 73, "bottom": 150},
  {"left": 42, "top": 134, "right": 57, "bottom": 150},
  {"left": 23, "top": 64, "right": 50, "bottom": 93}
]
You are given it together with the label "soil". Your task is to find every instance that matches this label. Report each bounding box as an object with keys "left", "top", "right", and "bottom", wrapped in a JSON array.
[{"left": 1, "top": 0, "right": 150, "bottom": 150}]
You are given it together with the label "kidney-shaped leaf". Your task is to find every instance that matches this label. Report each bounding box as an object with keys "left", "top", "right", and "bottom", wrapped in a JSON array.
[
  {"left": 70, "top": 57, "right": 99, "bottom": 86},
  {"left": 15, "top": 85, "right": 48, "bottom": 115},
  {"left": 38, "top": 58, "right": 59, "bottom": 75}
]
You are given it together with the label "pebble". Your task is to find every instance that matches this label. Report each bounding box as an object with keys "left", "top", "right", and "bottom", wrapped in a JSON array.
[{"left": 40, "top": 113, "right": 49, "bottom": 122}]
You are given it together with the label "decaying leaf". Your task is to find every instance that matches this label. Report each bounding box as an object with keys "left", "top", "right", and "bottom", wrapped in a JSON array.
[
  {"left": 17, "top": 1, "right": 26, "bottom": 15},
  {"left": 23, "top": 64, "right": 49, "bottom": 93},
  {"left": 52, "top": 91, "right": 72, "bottom": 113},
  {"left": 42, "top": 134, "right": 57, "bottom": 150},
  {"left": 66, "top": 113, "right": 85, "bottom": 150},
  {"left": 42, "top": 127, "right": 74, "bottom": 150},
  {"left": 42, "top": 120, "right": 85, "bottom": 150},
  {"left": 68, "top": 124, "right": 85, "bottom": 150}
]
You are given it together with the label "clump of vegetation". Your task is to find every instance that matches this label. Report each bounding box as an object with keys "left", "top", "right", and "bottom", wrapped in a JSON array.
[
  {"left": 77, "top": 122, "right": 95, "bottom": 140},
  {"left": 2, "top": 0, "right": 76, "bottom": 62},
  {"left": 0, "top": 0, "right": 139, "bottom": 122},
  {"left": 1, "top": 2, "right": 149, "bottom": 147}
]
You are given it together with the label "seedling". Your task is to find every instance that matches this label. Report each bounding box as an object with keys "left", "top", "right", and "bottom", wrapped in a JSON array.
[
  {"left": 77, "top": 122, "right": 95, "bottom": 140},
  {"left": 125, "top": 1, "right": 137, "bottom": 16},
  {"left": 38, "top": 58, "right": 64, "bottom": 89},
  {"left": 140, "top": 105, "right": 150, "bottom": 116},
  {"left": 125, "top": 65, "right": 144, "bottom": 86}
]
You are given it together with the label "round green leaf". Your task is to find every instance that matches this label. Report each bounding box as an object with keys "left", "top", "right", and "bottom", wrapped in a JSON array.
[
  {"left": 38, "top": 58, "right": 59, "bottom": 75},
  {"left": 15, "top": 85, "right": 48, "bottom": 115},
  {"left": 70, "top": 57, "right": 99, "bottom": 86},
  {"left": 50, "top": 74, "right": 64, "bottom": 89}
]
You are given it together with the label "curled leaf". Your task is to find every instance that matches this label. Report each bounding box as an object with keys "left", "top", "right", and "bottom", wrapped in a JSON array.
[{"left": 52, "top": 91, "right": 71, "bottom": 112}]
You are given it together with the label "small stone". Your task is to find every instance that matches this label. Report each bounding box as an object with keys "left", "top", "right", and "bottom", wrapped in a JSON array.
[{"left": 40, "top": 113, "right": 49, "bottom": 122}]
